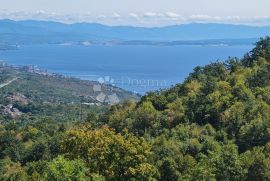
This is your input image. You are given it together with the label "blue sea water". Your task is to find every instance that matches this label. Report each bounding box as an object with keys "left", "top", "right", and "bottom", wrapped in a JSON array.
[{"left": 0, "top": 44, "right": 252, "bottom": 94}]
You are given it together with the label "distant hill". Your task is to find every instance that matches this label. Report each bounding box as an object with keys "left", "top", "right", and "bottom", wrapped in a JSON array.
[{"left": 0, "top": 19, "right": 270, "bottom": 44}]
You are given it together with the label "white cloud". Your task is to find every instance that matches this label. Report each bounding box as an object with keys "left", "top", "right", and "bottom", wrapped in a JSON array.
[
  {"left": 189, "top": 14, "right": 216, "bottom": 21},
  {"left": 112, "top": 12, "right": 120, "bottom": 19},
  {"left": 129, "top": 13, "right": 138, "bottom": 19},
  {"left": 163, "top": 12, "right": 185, "bottom": 21},
  {"left": 143, "top": 12, "right": 157, "bottom": 18},
  {"left": 96, "top": 14, "right": 106, "bottom": 20},
  {"left": 188, "top": 14, "right": 255, "bottom": 23},
  {"left": 143, "top": 12, "right": 164, "bottom": 18},
  {"left": 1, "top": 10, "right": 270, "bottom": 27},
  {"left": 165, "top": 12, "right": 180, "bottom": 18}
]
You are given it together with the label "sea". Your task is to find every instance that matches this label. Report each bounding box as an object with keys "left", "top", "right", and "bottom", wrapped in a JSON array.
[{"left": 0, "top": 44, "right": 253, "bottom": 94}]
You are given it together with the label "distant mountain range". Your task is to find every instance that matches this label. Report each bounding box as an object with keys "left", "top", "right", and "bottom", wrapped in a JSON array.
[{"left": 0, "top": 19, "right": 270, "bottom": 45}]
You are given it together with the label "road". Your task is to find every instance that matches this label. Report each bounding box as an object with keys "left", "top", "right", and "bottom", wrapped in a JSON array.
[{"left": 0, "top": 77, "right": 18, "bottom": 89}]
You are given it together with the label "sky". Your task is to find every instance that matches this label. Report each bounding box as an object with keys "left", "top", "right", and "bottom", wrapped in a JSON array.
[{"left": 0, "top": 0, "right": 270, "bottom": 26}]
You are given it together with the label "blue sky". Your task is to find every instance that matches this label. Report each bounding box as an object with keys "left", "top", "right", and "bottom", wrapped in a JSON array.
[{"left": 0, "top": 0, "right": 270, "bottom": 26}]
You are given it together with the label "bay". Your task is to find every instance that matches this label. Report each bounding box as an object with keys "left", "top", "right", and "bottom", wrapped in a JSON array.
[{"left": 0, "top": 44, "right": 252, "bottom": 94}]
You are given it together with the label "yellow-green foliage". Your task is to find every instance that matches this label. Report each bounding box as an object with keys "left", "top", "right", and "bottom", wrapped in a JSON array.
[{"left": 62, "top": 126, "right": 157, "bottom": 180}]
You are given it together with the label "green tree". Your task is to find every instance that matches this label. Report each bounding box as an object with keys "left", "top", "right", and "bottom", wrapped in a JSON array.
[
  {"left": 44, "top": 155, "right": 87, "bottom": 181},
  {"left": 62, "top": 126, "right": 157, "bottom": 180}
]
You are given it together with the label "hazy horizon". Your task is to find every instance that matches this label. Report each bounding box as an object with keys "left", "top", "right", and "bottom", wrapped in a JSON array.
[{"left": 1, "top": 0, "right": 270, "bottom": 27}]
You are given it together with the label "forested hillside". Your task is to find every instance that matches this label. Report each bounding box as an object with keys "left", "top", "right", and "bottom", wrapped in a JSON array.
[
  {"left": 0, "top": 66, "right": 139, "bottom": 104},
  {"left": 1, "top": 38, "right": 270, "bottom": 180},
  {"left": 0, "top": 65, "right": 139, "bottom": 122}
]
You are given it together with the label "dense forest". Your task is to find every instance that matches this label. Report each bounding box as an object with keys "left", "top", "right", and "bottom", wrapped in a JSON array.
[{"left": 1, "top": 38, "right": 270, "bottom": 180}]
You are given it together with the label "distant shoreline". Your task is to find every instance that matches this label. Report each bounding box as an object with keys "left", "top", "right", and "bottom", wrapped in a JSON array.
[{"left": 0, "top": 38, "right": 256, "bottom": 49}]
